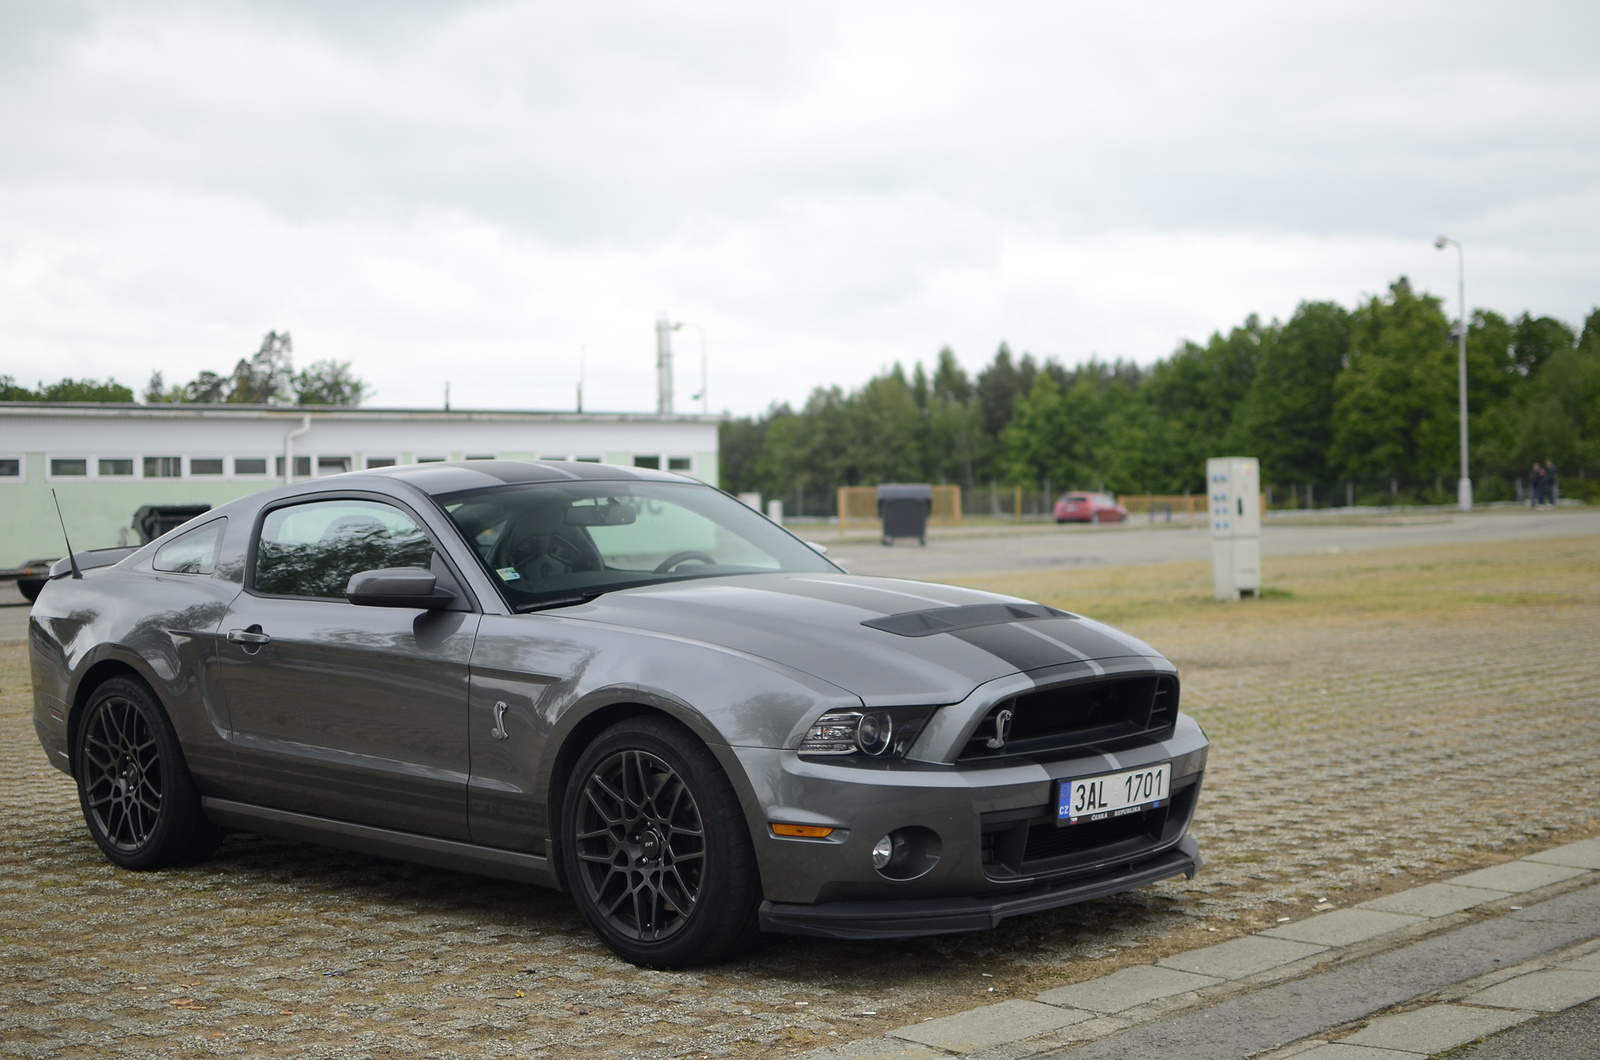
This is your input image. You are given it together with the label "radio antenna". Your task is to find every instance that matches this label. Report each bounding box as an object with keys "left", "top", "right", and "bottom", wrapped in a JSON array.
[{"left": 51, "top": 489, "right": 83, "bottom": 579}]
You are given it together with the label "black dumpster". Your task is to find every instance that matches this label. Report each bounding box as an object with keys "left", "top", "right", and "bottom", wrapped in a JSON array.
[
  {"left": 133, "top": 504, "right": 213, "bottom": 544},
  {"left": 876, "top": 483, "right": 932, "bottom": 546}
]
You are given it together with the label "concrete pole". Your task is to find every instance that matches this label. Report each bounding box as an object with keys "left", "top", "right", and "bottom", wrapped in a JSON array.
[{"left": 655, "top": 313, "right": 674, "bottom": 414}]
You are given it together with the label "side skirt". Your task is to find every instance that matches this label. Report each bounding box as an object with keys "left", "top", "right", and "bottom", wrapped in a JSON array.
[{"left": 201, "top": 797, "right": 560, "bottom": 891}]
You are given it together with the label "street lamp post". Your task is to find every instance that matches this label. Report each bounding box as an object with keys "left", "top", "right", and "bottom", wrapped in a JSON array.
[
  {"left": 1435, "top": 236, "right": 1471, "bottom": 511},
  {"left": 672, "top": 321, "right": 708, "bottom": 414}
]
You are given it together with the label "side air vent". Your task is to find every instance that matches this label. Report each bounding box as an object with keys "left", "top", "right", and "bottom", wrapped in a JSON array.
[{"left": 961, "top": 674, "right": 1179, "bottom": 761}]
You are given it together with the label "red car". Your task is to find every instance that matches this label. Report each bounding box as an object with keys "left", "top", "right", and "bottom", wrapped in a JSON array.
[{"left": 1054, "top": 492, "right": 1127, "bottom": 524}]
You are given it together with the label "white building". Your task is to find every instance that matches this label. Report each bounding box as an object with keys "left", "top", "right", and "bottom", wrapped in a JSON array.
[{"left": 0, "top": 403, "right": 721, "bottom": 567}]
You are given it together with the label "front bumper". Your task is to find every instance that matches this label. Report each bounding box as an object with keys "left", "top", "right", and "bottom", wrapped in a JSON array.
[
  {"left": 761, "top": 835, "right": 1200, "bottom": 939},
  {"left": 732, "top": 711, "right": 1208, "bottom": 930}
]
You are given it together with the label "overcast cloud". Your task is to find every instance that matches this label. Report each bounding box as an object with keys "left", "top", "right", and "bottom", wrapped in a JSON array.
[{"left": 2, "top": 0, "right": 1597, "bottom": 414}]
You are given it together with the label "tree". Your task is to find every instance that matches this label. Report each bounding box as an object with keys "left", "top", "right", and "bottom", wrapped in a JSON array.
[
  {"left": 0, "top": 376, "right": 134, "bottom": 402},
  {"left": 1330, "top": 278, "right": 1456, "bottom": 483},
  {"left": 1509, "top": 313, "right": 1576, "bottom": 377},
  {"left": 295, "top": 359, "right": 370, "bottom": 406},
  {"left": 1233, "top": 301, "right": 1349, "bottom": 488},
  {"left": 145, "top": 331, "right": 368, "bottom": 406}
]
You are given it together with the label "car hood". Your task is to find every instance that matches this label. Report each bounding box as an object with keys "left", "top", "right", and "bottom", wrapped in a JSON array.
[{"left": 556, "top": 572, "right": 1165, "bottom": 705}]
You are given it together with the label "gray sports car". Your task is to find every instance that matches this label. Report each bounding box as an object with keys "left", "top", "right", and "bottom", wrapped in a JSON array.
[{"left": 29, "top": 461, "right": 1208, "bottom": 967}]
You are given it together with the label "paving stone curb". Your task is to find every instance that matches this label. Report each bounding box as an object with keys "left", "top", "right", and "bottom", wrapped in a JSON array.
[{"left": 796, "top": 838, "right": 1600, "bottom": 1060}]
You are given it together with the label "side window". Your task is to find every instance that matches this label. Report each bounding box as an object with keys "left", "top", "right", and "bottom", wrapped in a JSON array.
[
  {"left": 253, "top": 499, "right": 435, "bottom": 599},
  {"left": 153, "top": 518, "right": 227, "bottom": 575}
]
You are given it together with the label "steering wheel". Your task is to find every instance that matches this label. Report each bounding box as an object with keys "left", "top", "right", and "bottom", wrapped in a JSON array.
[{"left": 654, "top": 550, "right": 716, "bottom": 574}]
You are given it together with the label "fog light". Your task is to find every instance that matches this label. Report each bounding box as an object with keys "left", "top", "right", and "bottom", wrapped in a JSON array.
[{"left": 871, "top": 834, "right": 894, "bottom": 870}]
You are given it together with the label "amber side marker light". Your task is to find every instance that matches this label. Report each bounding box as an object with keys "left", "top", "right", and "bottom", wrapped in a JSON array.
[{"left": 771, "top": 823, "right": 834, "bottom": 839}]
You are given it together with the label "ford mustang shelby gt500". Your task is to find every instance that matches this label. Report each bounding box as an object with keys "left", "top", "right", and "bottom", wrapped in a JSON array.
[{"left": 30, "top": 461, "right": 1207, "bottom": 967}]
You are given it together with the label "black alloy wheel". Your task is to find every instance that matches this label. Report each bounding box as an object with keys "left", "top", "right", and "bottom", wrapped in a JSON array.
[
  {"left": 562, "top": 717, "right": 761, "bottom": 968},
  {"left": 75, "top": 676, "right": 220, "bottom": 870}
]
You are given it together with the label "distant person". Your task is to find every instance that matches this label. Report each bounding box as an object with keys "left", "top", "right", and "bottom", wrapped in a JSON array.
[
  {"left": 1529, "top": 462, "right": 1545, "bottom": 507},
  {"left": 1544, "top": 459, "right": 1559, "bottom": 505}
]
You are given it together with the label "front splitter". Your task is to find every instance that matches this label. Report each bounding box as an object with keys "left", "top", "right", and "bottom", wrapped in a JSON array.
[{"left": 759, "top": 836, "right": 1201, "bottom": 940}]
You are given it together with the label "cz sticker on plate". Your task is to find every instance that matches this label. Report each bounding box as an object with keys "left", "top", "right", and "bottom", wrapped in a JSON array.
[{"left": 1058, "top": 762, "right": 1170, "bottom": 826}]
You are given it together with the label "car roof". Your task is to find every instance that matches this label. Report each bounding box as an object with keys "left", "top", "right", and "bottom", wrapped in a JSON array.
[{"left": 349, "top": 459, "right": 694, "bottom": 497}]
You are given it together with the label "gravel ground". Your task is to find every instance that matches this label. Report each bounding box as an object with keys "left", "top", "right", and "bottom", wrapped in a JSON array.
[{"left": 2, "top": 535, "right": 1597, "bottom": 1059}]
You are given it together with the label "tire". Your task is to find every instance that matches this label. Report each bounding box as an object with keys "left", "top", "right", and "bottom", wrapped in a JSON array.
[
  {"left": 74, "top": 676, "right": 221, "bottom": 870},
  {"left": 560, "top": 716, "right": 762, "bottom": 968}
]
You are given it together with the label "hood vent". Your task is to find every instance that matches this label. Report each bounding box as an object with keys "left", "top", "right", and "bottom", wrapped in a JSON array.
[{"left": 863, "top": 602, "right": 1074, "bottom": 638}]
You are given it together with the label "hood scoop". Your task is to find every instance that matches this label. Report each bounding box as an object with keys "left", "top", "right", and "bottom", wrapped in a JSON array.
[{"left": 862, "top": 602, "right": 1077, "bottom": 638}]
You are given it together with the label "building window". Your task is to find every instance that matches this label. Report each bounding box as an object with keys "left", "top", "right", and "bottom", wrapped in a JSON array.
[
  {"left": 276, "top": 456, "right": 312, "bottom": 478},
  {"left": 190, "top": 458, "right": 225, "bottom": 476},
  {"left": 633, "top": 455, "right": 660, "bottom": 470},
  {"left": 98, "top": 459, "right": 134, "bottom": 477},
  {"left": 0, "top": 459, "right": 19, "bottom": 478},
  {"left": 417, "top": 456, "right": 446, "bottom": 463},
  {"left": 145, "top": 456, "right": 181, "bottom": 478},
  {"left": 464, "top": 454, "right": 496, "bottom": 461},
  {"left": 317, "top": 456, "right": 351, "bottom": 476},
  {"left": 235, "top": 458, "right": 268, "bottom": 475},
  {"left": 575, "top": 455, "right": 601, "bottom": 463},
  {"left": 667, "top": 456, "right": 692, "bottom": 471},
  {"left": 365, "top": 457, "right": 397, "bottom": 469},
  {"left": 52, "top": 458, "right": 88, "bottom": 476},
  {"left": 539, "top": 455, "right": 568, "bottom": 462}
]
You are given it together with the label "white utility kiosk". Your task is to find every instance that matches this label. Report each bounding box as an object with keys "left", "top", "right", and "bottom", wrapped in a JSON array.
[{"left": 1207, "top": 456, "right": 1261, "bottom": 601}]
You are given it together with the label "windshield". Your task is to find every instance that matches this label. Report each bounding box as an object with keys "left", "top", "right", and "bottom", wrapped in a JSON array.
[{"left": 438, "top": 480, "right": 838, "bottom": 610}]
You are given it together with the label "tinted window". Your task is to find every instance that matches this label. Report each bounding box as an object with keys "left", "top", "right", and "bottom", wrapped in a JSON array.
[
  {"left": 441, "top": 480, "right": 835, "bottom": 610},
  {"left": 254, "top": 499, "right": 435, "bottom": 599},
  {"left": 153, "top": 518, "right": 227, "bottom": 575},
  {"left": 0, "top": 459, "right": 18, "bottom": 477},
  {"left": 191, "top": 458, "right": 224, "bottom": 475},
  {"left": 235, "top": 458, "right": 268, "bottom": 475}
]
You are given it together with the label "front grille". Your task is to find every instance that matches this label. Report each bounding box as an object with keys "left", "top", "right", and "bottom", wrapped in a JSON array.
[
  {"left": 961, "top": 674, "right": 1179, "bottom": 761},
  {"left": 981, "top": 780, "right": 1197, "bottom": 880}
]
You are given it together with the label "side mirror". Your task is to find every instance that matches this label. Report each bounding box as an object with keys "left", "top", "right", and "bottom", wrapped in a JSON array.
[
  {"left": 346, "top": 568, "right": 456, "bottom": 609},
  {"left": 805, "top": 541, "right": 829, "bottom": 555}
]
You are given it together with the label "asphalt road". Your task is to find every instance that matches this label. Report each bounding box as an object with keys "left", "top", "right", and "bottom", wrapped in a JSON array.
[
  {"left": 826, "top": 506, "right": 1600, "bottom": 581},
  {"left": 1452, "top": 998, "right": 1600, "bottom": 1059}
]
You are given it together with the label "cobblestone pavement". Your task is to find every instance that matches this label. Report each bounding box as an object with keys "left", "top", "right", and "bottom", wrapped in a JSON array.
[{"left": 2, "top": 536, "right": 1597, "bottom": 1059}]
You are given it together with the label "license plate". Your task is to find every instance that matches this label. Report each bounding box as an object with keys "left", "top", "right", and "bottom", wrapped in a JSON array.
[{"left": 1058, "top": 763, "right": 1170, "bottom": 826}]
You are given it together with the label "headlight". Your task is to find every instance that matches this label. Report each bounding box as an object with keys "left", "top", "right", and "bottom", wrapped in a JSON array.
[{"left": 798, "top": 706, "right": 935, "bottom": 758}]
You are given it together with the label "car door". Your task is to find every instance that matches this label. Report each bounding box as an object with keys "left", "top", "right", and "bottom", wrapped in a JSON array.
[{"left": 216, "top": 494, "right": 478, "bottom": 840}]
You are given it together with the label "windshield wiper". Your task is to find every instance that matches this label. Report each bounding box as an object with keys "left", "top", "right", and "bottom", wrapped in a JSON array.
[{"left": 518, "top": 587, "right": 615, "bottom": 612}]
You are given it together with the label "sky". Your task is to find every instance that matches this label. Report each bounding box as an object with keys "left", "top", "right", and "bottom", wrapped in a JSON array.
[{"left": 2, "top": 0, "right": 1597, "bottom": 416}]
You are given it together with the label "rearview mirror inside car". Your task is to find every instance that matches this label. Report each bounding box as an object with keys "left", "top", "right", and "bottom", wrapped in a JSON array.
[{"left": 564, "top": 502, "right": 638, "bottom": 527}]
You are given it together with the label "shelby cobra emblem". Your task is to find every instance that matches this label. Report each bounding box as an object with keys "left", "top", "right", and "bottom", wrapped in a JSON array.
[{"left": 986, "top": 707, "right": 1014, "bottom": 749}]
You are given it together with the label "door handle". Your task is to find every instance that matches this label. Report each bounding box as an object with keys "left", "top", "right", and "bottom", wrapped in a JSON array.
[{"left": 226, "top": 628, "right": 272, "bottom": 646}]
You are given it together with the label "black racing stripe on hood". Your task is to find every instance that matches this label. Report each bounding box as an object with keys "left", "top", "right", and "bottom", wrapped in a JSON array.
[
  {"left": 862, "top": 602, "right": 1074, "bottom": 637},
  {"left": 951, "top": 623, "right": 1083, "bottom": 671}
]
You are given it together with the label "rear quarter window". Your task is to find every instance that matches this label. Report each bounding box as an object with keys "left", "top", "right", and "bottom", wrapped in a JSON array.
[{"left": 153, "top": 518, "right": 228, "bottom": 575}]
